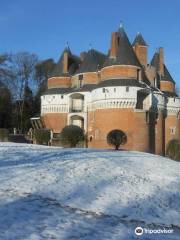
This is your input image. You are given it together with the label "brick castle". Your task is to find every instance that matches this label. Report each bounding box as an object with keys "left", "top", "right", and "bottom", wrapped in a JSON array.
[{"left": 39, "top": 25, "right": 180, "bottom": 155}]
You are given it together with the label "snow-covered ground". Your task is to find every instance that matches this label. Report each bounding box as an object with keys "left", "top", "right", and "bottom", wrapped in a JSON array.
[{"left": 0, "top": 142, "right": 179, "bottom": 240}]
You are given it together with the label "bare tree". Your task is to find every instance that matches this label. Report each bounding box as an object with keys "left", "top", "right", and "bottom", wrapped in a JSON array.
[{"left": 6, "top": 52, "right": 38, "bottom": 133}]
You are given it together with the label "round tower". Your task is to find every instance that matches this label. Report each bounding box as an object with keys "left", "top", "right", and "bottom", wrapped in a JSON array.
[{"left": 88, "top": 26, "right": 150, "bottom": 152}]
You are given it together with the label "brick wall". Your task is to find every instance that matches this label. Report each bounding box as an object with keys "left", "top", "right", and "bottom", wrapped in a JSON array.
[
  {"left": 42, "top": 113, "right": 67, "bottom": 133},
  {"left": 133, "top": 45, "right": 147, "bottom": 67},
  {"left": 48, "top": 77, "right": 71, "bottom": 89},
  {"left": 160, "top": 81, "right": 175, "bottom": 92},
  {"left": 71, "top": 72, "right": 100, "bottom": 87},
  {"left": 155, "top": 110, "right": 165, "bottom": 155},
  {"left": 101, "top": 65, "right": 140, "bottom": 81},
  {"left": 87, "top": 108, "right": 149, "bottom": 151}
]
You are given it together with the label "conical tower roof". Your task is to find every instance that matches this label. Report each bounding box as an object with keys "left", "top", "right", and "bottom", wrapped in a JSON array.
[
  {"left": 150, "top": 51, "right": 159, "bottom": 69},
  {"left": 151, "top": 52, "right": 175, "bottom": 84},
  {"left": 51, "top": 47, "right": 81, "bottom": 77},
  {"left": 132, "top": 33, "right": 147, "bottom": 46},
  {"left": 105, "top": 25, "right": 141, "bottom": 67},
  {"left": 76, "top": 49, "right": 106, "bottom": 73}
]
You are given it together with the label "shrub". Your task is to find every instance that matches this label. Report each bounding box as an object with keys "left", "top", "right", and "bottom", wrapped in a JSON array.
[
  {"left": 166, "top": 139, "right": 180, "bottom": 161},
  {"left": 0, "top": 128, "right": 9, "bottom": 142},
  {"left": 60, "top": 125, "right": 85, "bottom": 147},
  {"left": 34, "top": 129, "right": 51, "bottom": 145},
  {"left": 107, "top": 129, "right": 127, "bottom": 150}
]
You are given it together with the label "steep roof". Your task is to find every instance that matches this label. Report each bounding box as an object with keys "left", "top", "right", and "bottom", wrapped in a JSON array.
[
  {"left": 97, "top": 79, "right": 146, "bottom": 88},
  {"left": 44, "top": 79, "right": 146, "bottom": 95},
  {"left": 50, "top": 47, "right": 81, "bottom": 77},
  {"left": 132, "top": 33, "right": 147, "bottom": 46},
  {"left": 162, "top": 65, "right": 175, "bottom": 84},
  {"left": 150, "top": 52, "right": 159, "bottom": 69},
  {"left": 162, "top": 91, "right": 178, "bottom": 97},
  {"left": 105, "top": 26, "right": 141, "bottom": 67},
  {"left": 76, "top": 49, "right": 106, "bottom": 73},
  {"left": 150, "top": 52, "right": 175, "bottom": 84}
]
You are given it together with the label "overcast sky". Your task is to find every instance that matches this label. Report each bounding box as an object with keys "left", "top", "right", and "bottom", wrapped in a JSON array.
[{"left": 0, "top": 0, "right": 180, "bottom": 86}]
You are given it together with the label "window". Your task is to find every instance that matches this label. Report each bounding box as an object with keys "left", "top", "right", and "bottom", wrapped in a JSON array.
[
  {"left": 114, "top": 88, "right": 116, "bottom": 92},
  {"left": 102, "top": 88, "right": 106, "bottom": 93},
  {"left": 126, "top": 86, "right": 129, "bottom": 92},
  {"left": 170, "top": 127, "right": 176, "bottom": 135},
  {"left": 78, "top": 75, "right": 83, "bottom": 88},
  {"left": 61, "top": 95, "right": 64, "bottom": 99}
]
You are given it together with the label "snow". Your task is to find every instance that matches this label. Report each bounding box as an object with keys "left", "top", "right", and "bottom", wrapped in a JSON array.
[{"left": 0, "top": 142, "right": 180, "bottom": 239}]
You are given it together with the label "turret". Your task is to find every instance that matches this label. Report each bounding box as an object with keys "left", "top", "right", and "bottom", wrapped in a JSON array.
[
  {"left": 47, "top": 45, "right": 81, "bottom": 89},
  {"left": 151, "top": 48, "right": 175, "bottom": 93},
  {"left": 132, "top": 32, "right": 148, "bottom": 67},
  {"left": 102, "top": 25, "right": 142, "bottom": 81}
]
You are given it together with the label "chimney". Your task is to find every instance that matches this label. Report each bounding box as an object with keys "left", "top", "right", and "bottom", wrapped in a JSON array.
[
  {"left": 63, "top": 52, "right": 69, "bottom": 73},
  {"left": 132, "top": 33, "right": 148, "bottom": 67},
  {"left": 159, "top": 47, "right": 164, "bottom": 76},
  {"left": 133, "top": 44, "right": 147, "bottom": 67},
  {"left": 109, "top": 32, "right": 118, "bottom": 58}
]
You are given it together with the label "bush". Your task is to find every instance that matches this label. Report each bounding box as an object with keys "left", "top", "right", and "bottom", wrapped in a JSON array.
[
  {"left": 60, "top": 125, "right": 85, "bottom": 147},
  {"left": 166, "top": 139, "right": 180, "bottom": 161},
  {"left": 34, "top": 129, "right": 51, "bottom": 145},
  {"left": 107, "top": 129, "right": 127, "bottom": 150},
  {"left": 0, "top": 128, "right": 9, "bottom": 142}
]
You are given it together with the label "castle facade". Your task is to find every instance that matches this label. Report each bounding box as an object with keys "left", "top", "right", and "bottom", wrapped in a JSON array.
[{"left": 40, "top": 25, "right": 180, "bottom": 155}]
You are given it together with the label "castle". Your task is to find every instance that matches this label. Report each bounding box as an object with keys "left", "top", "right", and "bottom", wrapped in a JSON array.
[{"left": 40, "top": 25, "right": 180, "bottom": 155}]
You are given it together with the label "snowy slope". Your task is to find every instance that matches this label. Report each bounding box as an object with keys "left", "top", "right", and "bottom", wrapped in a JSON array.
[{"left": 0, "top": 142, "right": 179, "bottom": 240}]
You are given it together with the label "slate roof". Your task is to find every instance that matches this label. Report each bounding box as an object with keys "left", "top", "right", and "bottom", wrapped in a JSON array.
[
  {"left": 76, "top": 49, "right": 106, "bottom": 73},
  {"left": 151, "top": 52, "right": 159, "bottom": 69},
  {"left": 151, "top": 52, "right": 175, "bottom": 83},
  {"left": 132, "top": 33, "right": 148, "bottom": 46},
  {"left": 44, "top": 79, "right": 147, "bottom": 95},
  {"left": 162, "top": 65, "right": 175, "bottom": 84},
  {"left": 97, "top": 79, "right": 146, "bottom": 88},
  {"left": 162, "top": 91, "right": 178, "bottom": 97},
  {"left": 50, "top": 47, "right": 81, "bottom": 77},
  {"left": 44, "top": 87, "right": 71, "bottom": 95},
  {"left": 104, "top": 26, "right": 141, "bottom": 67}
]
